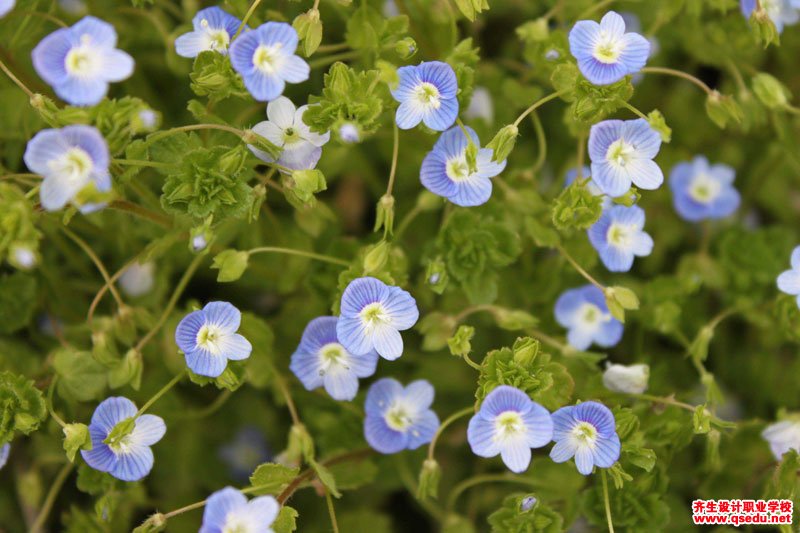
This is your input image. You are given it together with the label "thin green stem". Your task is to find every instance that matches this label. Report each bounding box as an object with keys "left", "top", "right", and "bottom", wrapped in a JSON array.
[
  {"left": 453, "top": 304, "right": 497, "bottom": 322},
  {"left": 30, "top": 462, "right": 74, "bottom": 533},
  {"left": 513, "top": 90, "right": 563, "bottom": 128},
  {"left": 247, "top": 246, "right": 350, "bottom": 267},
  {"left": 4, "top": 10, "right": 67, "bottom": 28},
  {"left": 0, "top": 58, "right": 34, "bottom": 99},
  {"left": 578, "top": 0, "right": 616, "bottom": 19},
  {"left": 325, "top": 489, "right": 340, "bottom": 533},
  {"left": 145, "top": 123, "right": 246, "bottom": 145},
  {"left": 601, "top": 470, "right": 615, "bottom": 533},
  {"left": 61, "top": 227, "right": 125, "bottom": 309},
  {"left": 235, "top": 0, "right": 263, "bottom": 38},
  {"left": 164, "top": 499, "right": 207, "bottom": 519},
  {"left": 46, "top": 377, "right": 67, "bottom": 428},
  {"left": 308, "top": 50, "right": 360, "bottom": 69},
  {"left": 427, "top": 406, "right": 473, "bottom": 461},
  {"left": 633, "top": 393, "right": 696, "bottom": 412},
  {"left": 641, "top": 67, "right": 713, "bottom": 95},
  {"left": 446, "top": 474, "right": 539, "bottom": 511},
  {"left": 576, "top": 131, "right": 587, "bottom": 179},
  {"left": 462, "top": 353, "right": 481, "bottom": 370},
  {"left": 275, "top": 374, "right": 301, "bottom": 425},
  {"left": 556, "top": 244, "right": 605, "bottom": 290},
  {"left": 135, "top": 371, "right": 185, "bottom": 418},
  {"left": 316, "top": 42, "right": 349, "bottom": 53},
  {"left": 178, "top": 390, "right": 233, "bottom": 421},
  {"left": 528, "top": 328, "right": 570, "bottom": 355},
  {"left": 112, "top": 158, "right": 172, "bottom": 169},
  {"left": 386, "top": 121, "right": 400, "bottom": 197},
  {"left": 531, "top": 111, "right": 547, "bottom": 174},
  {"left": 619, "top": 100, "right": 648, "bottom": 120},
  {"left": 395, "top": 204, "right": 423, "bottom": 239},
  {"left": 108, "top": 200, "right": 172, "bottom": 228}
]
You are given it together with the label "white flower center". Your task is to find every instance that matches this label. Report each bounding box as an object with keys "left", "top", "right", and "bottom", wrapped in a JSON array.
[
  {"left": 205, "top": 27, "right": 231, "bottom": 52},
  {"left": 606, "top": 222, "right": 634, "bottom": 249},
  {"left": 605, "top": 139, "right": 636, "bottom": 169},
  {"left": 445, "top": 156, "right": 471, "bottom": 181},
  {"left": 592, "top": 31, "right": 624, "bottom": 64},
  {"left": 360, "top": 302, "right": 390, "bottom": 329},
  {"left": 196, "top": 324, "right": 225, "bottom": 355},
  {"left": 414, "top": 82, "right": 441, "bottom": 109},
  {"left": 48, "top": 147, "right": 94, "bottom": 184},
  {"left": 577, "top": 303, "right": 608, "bottom": 330},
  {"left": 688, "top": 172, "right": 722, "bottom": 204},
  {"left": 317, "top": 342, "right": 350, "bottom": 376},
  {"left": 253, "top": 44, "right": 283, "bottom": 74},
  {"left": 65, "top": 36, "right": 100, "bottom": 77},
  {"left": 494, "top": 411, "right": 525, "bottom": 442},
  {"left": 385, "top": 402, "right": 414, "bottom": 431},
  {"left": 570, "top": 421, "right": 598, "bottom": 446},
  {"left": 222, "top": 514, "right": 251, "bottom": 533},
  {"left": 108, "top": 434, "right": 133, "bottom": 454}
]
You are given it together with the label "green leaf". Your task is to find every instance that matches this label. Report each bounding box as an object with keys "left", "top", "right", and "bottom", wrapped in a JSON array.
[
  {"left": 0, "top": 371, "right": 46, "bottom": 445},
  {"left": 189, "top": 51, "right": 249, "bottom": 102},
  {"left": 552, "top": 179, "right": 604, "bottom": 230},
  {"left": 303, "top": 62, "right": 383, "bottom": 135},
  {"left": 248, "top": 463, "right": 300, "bottom": 495},
  {"left": 0, "top": 272, "right": 37, "bottom": 334},
  {"left": 211, "top": 250, "right": 250, "bottom": 282},
  {"left": 273, "top": 506, "right": 299, "bottom": 533},
  {"left": 310, "top": 459, "right": 341, "bottom": 497},
  {"left": 487, "top": 493, "right": 563, "bottom": 533},
  {"left": 647, "top": 109, "right": 672, "bottom": 142},
  {"left": 447, "top": 325, "right": 475, "bottom": 357},
  {"left": 63, "top": 423, "right": 92, "bottom": 462},
  {"left": 622, "top": 444, "right": 657, "bottom": 472},
  {"left": 187, "top": 364, "right": 246, "bottom": 391},
  {"left": 485, "top": 124, "right": 518, "bottom": 162},
  {"left": 692, "top": 404, "right": 712, "bottom": 434},
  {"left": 52, "top": 348, "right": 107, "bottom": 402},
  {"left": 293, "top": 9, "right": 323, "bottom": 57}
]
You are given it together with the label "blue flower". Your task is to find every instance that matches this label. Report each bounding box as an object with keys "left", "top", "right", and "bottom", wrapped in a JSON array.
[
  {"left": 23, "top": 125, "right": 111, "bottom": 212},
  {"left": 32, "top": 16, "right": 134, "bottom": 106},
  {"left": 364, "top": 378, "right": 439, "bottom": 454},
  {"left": 0, "top": 443, "right": 9, "bottom": 470},
  {"left": 200, "top": 487, "right": 279, "bottom": 533},
  {"left": 550, "top": 401, "right": 620, "bottom": 475},
  {"left": 391, "top": 61, "right": 459, "bottom": 131},
  {"left": 338, "top": 122, "right": 361, "bottom": 143},
  {"left": 569, "top": 11, "right": 650, "bottom": 86},
  {"left": 175, "top": 302, "right": 253, "bottom": 378},
  {"left": 669, "top": 156, "right": 740, "bottom": 222},
  {"left": 587, "top": 204, "right": 653, "bottom": 272},
  {"left": 777, "top": 246, "right": 800, "bottom": 306},
  {"left": 175, "top": 7, "right": 242, "bottom": 58},
  {"left": 248, "top": 96, "right": 330, "bottom": 171},
  {"left": 81, "top": 397, "right": 166, "bottom": 482},
  {"left": 290, "top": 316, "right": 379, "bottom": 401},
  {"left": 555, "top": 285, "right": 623, "bottom": 350},
  {"left": 219, "top": 426, "right": 271, "bottom": 482},
  {"left": 588, "top": 118, "right": 663, "bottom": 197},
  {"left": 0, "top": 0, "right": 14, "bottom": 18},
  {"left": 229, "top": 22, "right": 309, "bottom": 102},
  {"left": 467, "top": 385, "right": 553, "bottom": 473},
  {"left": 762, "top": 419, "right": 800, "bottom": 460},
  {"left": 420, "top": 125, "right": 506, "bottom": 207},
  {"left": 464, "top": 86, "right": 494, "bottom": 124},
  {"left": 565, "top": 166, "right": 614, "bottom": 209},
  {"left": 337, "top": 277, "right": 419, "bottom": 361},
  {"left": 741, "top": 0, "right": 800, "bottom": 33}
]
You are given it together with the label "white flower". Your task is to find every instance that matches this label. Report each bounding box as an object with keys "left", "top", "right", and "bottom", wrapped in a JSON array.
[
  {"left": 602, "top": 363, "right": 649, "bottom": 394},
  {"left": 762, "top": 419, "right": 800, "bottom": 460},
  {"left": 248, "top": 96, "right": 330, "bottom": 172},
  {"left": 119, "top": 262, "right": 155, "bottom": 297},
  {"left": 464, "top": 86, "right": 494, "bottom": 124}
]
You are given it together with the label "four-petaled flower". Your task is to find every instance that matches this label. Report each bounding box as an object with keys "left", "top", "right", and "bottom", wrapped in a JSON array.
[
  {"left": 602, "top": 363, "right": 649, "bottom": 394},
  {"left": 229, "top": 22, "right": 309, "bottom": 102},
  {"left": 741, "top": 0, "right": 800, "bottom": 33},
  {"left": 175, "top": 301, "right": 253, "bottom": 378},
  {"left": 555, "top": 285, "right": 623, "bottom": 350},
  {"left": 364, "top": 378, "right": 439, "bottom": 454},
  {"left": 248, "top": 96, "right": 330, "bottom": 171},
  {"left": 290, "top": 316, "right": 379, "bottom": 401},
  {"left": 175, "top": 7, "right": 242, "bottom": 58},
  {"left": 669, "top": 156, "right": 740, "bottom": 222},
  {"left": 550, "top": 401, "right": 620, "bottom": 475},
  {"left": 32, "top": 16, "right": 134, "bottom": 106},
  {"left": 420, "top": 125, "right": 506, "bottom": 207},
  {"left": 588, "top": 204, "right": 653, "bottom": 272},
  {"left": 762, "top": 419, "right": 800, "bottom": 460},
  {"left": 337, "top": 277, "right": 419, "bottom": 361},
  {"left": 588, "top": 118, "right": 663, "bottom": 197},
  {"left": 391, "top": 61, "right": 459, "bottom": 131},
  {"left": 467, "top": 385, "right": 553, "bottom": 473},
  {"left": 569, "top": 11, "right": 650, "bottom": 86},
  {"left": 777, "top": 246, "right": 800, "bottom": 306},
  {"left": 24, "top": 125, "right": 111, "bottom": 212},
  {"left": 81, "top": 396, "right": 166, "bottom": 481},
  {"left": 200, "top": 486, "right": 279, "bottom": 533}
]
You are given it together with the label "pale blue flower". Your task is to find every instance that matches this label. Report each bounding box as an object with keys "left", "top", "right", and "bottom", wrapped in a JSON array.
[
  {"left": 337, "top": 277, "right": 419, "bottom": 361},
  {"left": 81, "top": 397, "right": 166, "bottom": 482},
  {"left": 741, "top": 0, "right": 800, "bottom": 33},
  {"left": 555, "top": 285, "right": 623, "bottom": 350},
  {"left": 464, "top": 86, "right": 494, "bottom": 124},
  {"left": 467, "top": 385, "right": 553, "bottom": 473},
  {"left": 762, "top": 419, "right": 800, "bottom": 460},
  {"left": 587, "top": 204, "right": 653, "bottom": 272},
  {"left": 420, "top": 125, "right": 506, "bottom": 206},
  {"left": 229, "top": 22, "right": 309, "bottom": 102},
  {"left": 569, "top": 11, "right": 650, "bottom": 86},
  {"left": 588, "top": 118, "right": 663, "bottom": 197},
  {"left": 338, "top": 122, "right": 360, "bottom": 143},
  {"left": 0, "top": 0, "right": 14, "bottom": 18},
  {"left": 32, "top": 16, "right": 134, "bottom": 106},
  {"left": 119, "top": 262, "right": 155, "bottom": 298},
  {"left": 23, "top": 125, "right": 111, "bottom": 212},
  {"left": 248, "top": 96, "right": 330, "bottom": 171},
  {"left": 364, "top": 378, "right": 439, "bottom": 454},
  {"left": 0, "top": 443, "right": 9, "bottom": 470},
  {"left": 175, "top": 7, "right": 242, "bottom": 58},
  {"left": 669, "top": 156, "right": 740, "bottom": 222},
  {"left": 391, "top": 61, "right": 459, "bottom": 130},
  {"left": 777, "top": 246, "right": 800, "bottom": 306},
  {"left": 550, "top": 401, "right": 620, "bottom": 475},
  {"left": 290, "top": 316, "right": 379, "bottom": 401},
  {"left": 175, "top": 302, "right": 252, "bottom": 378},
  {"left": 200, "top": 487, "right": 279, "bottom": 533}
]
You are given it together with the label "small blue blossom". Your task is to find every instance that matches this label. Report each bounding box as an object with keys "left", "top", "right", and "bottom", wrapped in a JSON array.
[
  {"left": 520, "top": 496, "right": 537, "bottom": 512},
  {"left": 565, "top": 166, "right": 614, "bottom": 209},
  {"left": 337, "top": 277, "right": 419, "bottom": 361},
  {"left": 587, "top": 204, "right": 653, "bottom": 272},
  {"left": 81, "top": 397, "right": 166, "bottom": 482},
  {"left": 555, "top": 285, "right": 623, "bottom": 350},
  {"left": 0, "top": 0, "right": 14, "bottom": 18},
  {"left": 569, "top": 11, "right": 650, "bottom": 86},
  {"left": 588, "top": 118, "right": 663, "bottom": 197},
  {"left": 777, "top": 246, "right": 800, "bottom": 306},
  {"left": 229, "top": 22, "right": 309, "bottom": 102},
  {"left": 464, "top": 86, "right": 494, "bottom": 124},
  {"left": 467, "top": 385, "right": 553, "bottom": 473},
  {"left": 219, "top": 426, "right": 270, "bottom": 482},
  {"left": 550, "top": 401, "right": 620, "bottom": 475},
  {"left": 391, "top": 61, "right": 459, "bottom": 131},
  {"left": 119, "top": 261, "right": 155, "bottom": 298},
  {"left": 200, "top": 487, "right": 279, "bottom": 533},
  {"left": 338, "top": 122, "right": 361, "bottom": 143},
  {"left": 175, "top": 302, "right": 252, "bottom": 378},
  {"left": 23, "top": 125, "right": 111, "bottom": 212},
  {"left": 0, "top": 443, "right": 9, "bottom": 470},
  {"left": 248, "top": 96, "right": 330, "bottom": 171},
  {"left": 762, "top": 419, "right": 800, "bottom": 460},
  {"left": 741, "top": 0, "right": 800, "bottom": 33},
  {"left": 175, "top": 7, "right": 242, "bottom": 58},
  {"left": 364, "top": 378, "right": 439, "bottom": 454},
  {"left": 32, "top": 16, "right": 134, "bottom": 106},
  {"left": 290, "top": 316, "right": 379, "bottom": 401},
  {"left": 669, "top": 156, "right": 740, "bottom": 222},
  {"left": 420, "top": 126, "right": 506, "bottom": 207}
]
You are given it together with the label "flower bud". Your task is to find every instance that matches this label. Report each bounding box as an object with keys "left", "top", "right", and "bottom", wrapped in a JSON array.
[
  {"left": 485, "top": 124, "right": 518, "bottom": 162},
  {"left": 338, "top": 122, "right": 361, "bottom": 143},
  {"left": 602, "top": 363, "right": 650, "bottom": 394},
  {"left": 749, "top": 8, "right": 780, "bottom": 48},
  {"left": 364, "top": 240, "right": 391, "bottom": 273},
  {"left": 119, "top": 262, "right": 155, "bottom": 298},
  {"left": 211, "top": 249, "right": 250, "bottom": 282},
  {"left": 425, "top": 257, "right": 449, "bottom": 294},
  {"left": 290, "top": 169, "right": 327, "bottom": 204},
  {"left": 416, "top": 459, "right": 441, "bottom": 500},
  {"left": 493, "top": 308, "right": 538, "bottom": 331},
  {"left": 752, "top": 72, "right": 791, "bottom": 109},
  {"left": 520, "top": 495, "right": 538, "bottom": 512},
  {"left": 293, "top": 9, "right": 323, "bottom": 56},
  {"left": 374, "top": 194, "right": 395, "bottom": 236},
  {"left": 447, "top": 325, "right": 474, "bottom": 357},
  {"left": 395, "top": 37, "right": 417, "bottom": 59},
  {"left": 8, "top": 243, "right": 38, "bottom": 271},
  {"left": 705, "top": 90, "right": 743, "bottom": 129}
]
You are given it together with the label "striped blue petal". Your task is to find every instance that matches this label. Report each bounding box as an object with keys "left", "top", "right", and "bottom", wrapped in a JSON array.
[{"left": 201, "top": 487, "right": 248, "bottom": 533}]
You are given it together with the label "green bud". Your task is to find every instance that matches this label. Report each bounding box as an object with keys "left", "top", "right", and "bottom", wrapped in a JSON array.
[
  {"left": 606, "top": 286, "right": 639, "bottom": 311},
  {"left": 705, "top": 91, "right": 743, "bottom": 129},
  {"left": 464, "top": 139, "right": 478, "bottom": 174},
  {"left": 690, "top": 325, "right": 714, "bottom": 364},
  {"left": 394, "top": 37, "right": 417, "bottom": 59},
  {"left": 447, "top": 325, "right": 475, "bottom": 357},
  {"left": 133, "top": 513, "right": 168, "bottom": 533},
  {"left": 416, "top": 190, "right": 442, "bottom": 212},
  {"left": 7, "top": 242, "right": 38, "bottom": 271},
  {"left": 212, "top": 250, "right": 250, "bottom": 282},
  {"left": 249, "top": 184, "right": 267, "bottom": 222},
  {"left": 425, "top": 257, "right": 449, "bottom": 294},
  {"left": 218, "top": 145, "right": 248, "bottom": 175},
  {"left": 705, "top": 429, "right": 721, "bottom": 471},
  {"left": 289, "top": 169, "right": 327, "bottom": 204},
  {"left": 242, "top": 129, "right": 281, "bottom": 159},
  {"left": 692, "top": 404, "right": 712, "bottom": 434},
  {"left": 752, "top": 73, "right": 791, "bottom": 109},
  {"left": 516, "top": 18, "right": 549, "bottom": 42},
  {"left": 749, "top": 8, "right": 780, "bottom": 48},
  {"left": 418, "top": 312, "right": 457, "bottom": 351},
  {"left": 416, "top": 459, "right": 441, "bottom": 501},
  {"left": 611, "top": 187, "right": 640, "bottom": 207},
  {"left": 605, "top": 293, "right": 626, "bottom": 323},
  {"left": 108, "top": 349, "right": 143, "bottom": 390},
  {"left": 293, "top": 9, "right": 323, "bottom": 57},
  {"left": 493, "top": 309, "right": 538, "bottom": 331},
  {"left": 512, "top": 337, "right": 540, "bottom": 366},
  {"left": 287, "top": 424, "right": 315, "bottom": 463},
  {"left": 63, "top": 423, "right": 92, "bottom": 462},
  {"left": 374, "top": 194, "right": 395, "bottom": 236},
  {"left": 364, "top": 240, "right": 391, "bottom": 273},
  {"left": 485, "top": 124, "right": 518, "bottom": 163},
  {"left": 647, "top": 109, "right": 672, "bottom": 143}
]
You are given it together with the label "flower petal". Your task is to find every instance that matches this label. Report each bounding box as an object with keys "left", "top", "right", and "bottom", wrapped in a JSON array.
[
  {"left": 592, "top": 434, "right": 621, "bottom": 468},
  {"left": 364, "top": 414, "right": 407, "bottom": 454},
  {"left": 365, "top": 378, "right": 403, "bottom": 415},
  {"left": 218, "top": 333, "right": 252, "bottom": 361},
  {"left": 201, "top": 487, "right": 247, "bottom": 533},
  {"left": 407, "top": 409, "right": 439, "bottom": 449},
  {"left": 371, "top": 323, "right": 403, "bottom": 360},
  {"left": 467, "top": 415, "right": 500, "bottom": 457},
  {"left": 131, "top": 414, "right": 166, "bottom": 447},
  {"left": 323, "top": 365, "right": 359, "bottom": 401},
  {"left": 175, "top": 310, "right": 205, "bottom": 353},
  {"left": 110, "top": 444, "right": 154, "bottom": 481},
  {"left": 266, "top": 96, "right": 296, "bottom": 128},
  {"left": 185, "top": 348, "right": 227, "bottom": 377},
  {"left": 203, "top": 301, "right": 241, "bottom": 332},
  {"left": 522, "top": 402, "right": 554, "bottom": 448},
  {"left": 500, "top": 441, "right": 532, "bottom": 473},
  {"left": 549, "top": 439, "right": 577, "bottom": 463}
]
